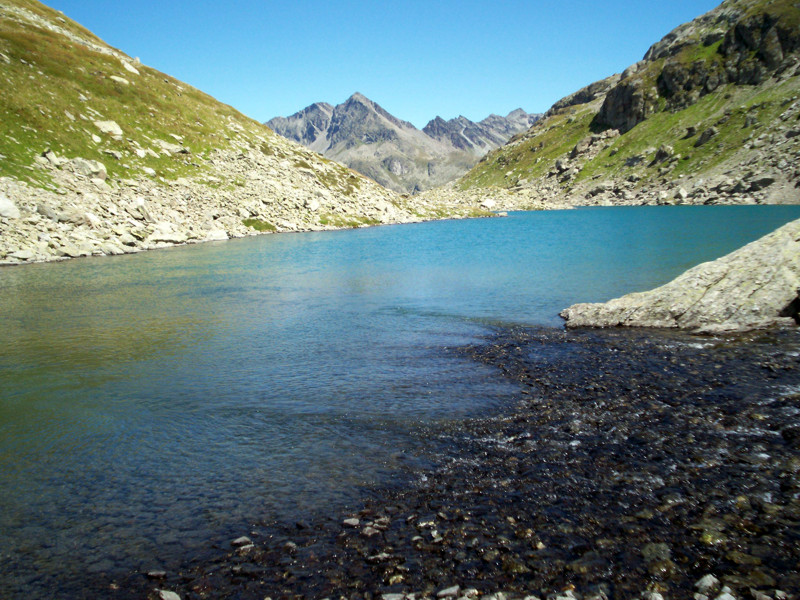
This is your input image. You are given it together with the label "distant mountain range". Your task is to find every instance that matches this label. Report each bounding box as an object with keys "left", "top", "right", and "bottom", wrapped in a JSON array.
[{"left": 267, "top": 93, "right": 540, "bottom": 193}]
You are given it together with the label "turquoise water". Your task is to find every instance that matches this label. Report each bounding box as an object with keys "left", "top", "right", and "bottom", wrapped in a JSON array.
[{"left": 1, "top": 205, "right": 799, "bottom": 595}]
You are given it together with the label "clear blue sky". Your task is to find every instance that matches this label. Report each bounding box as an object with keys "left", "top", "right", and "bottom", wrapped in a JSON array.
[{"left": 49, "top": 0, "right": 721, "bottom": 128}]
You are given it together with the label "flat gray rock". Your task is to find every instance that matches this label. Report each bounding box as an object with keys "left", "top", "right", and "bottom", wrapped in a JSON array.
[{"left": 561, "top": 218, "right": 800, "bottom": 333}]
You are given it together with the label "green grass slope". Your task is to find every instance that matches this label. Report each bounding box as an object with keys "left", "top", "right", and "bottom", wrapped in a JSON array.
[
  {"left": 0, "top": 0, "right": 420, "bottom": 264},
  {"left": 454, "top": 0, "right": 800, "bottom": 208},
  {"left": 0, "top": 0, "right": 400, "bottom": 204},
  {"left": 0, "top": 0, "right": 251, "bottom": 185}
]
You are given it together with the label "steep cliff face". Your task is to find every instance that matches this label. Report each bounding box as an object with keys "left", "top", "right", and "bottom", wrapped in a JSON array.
[
  {"left": 268, "top": 94, "right": 539, "bottom": 194},
  {"left": 596, "top": 0, "right": 800, "bottom": 132}
]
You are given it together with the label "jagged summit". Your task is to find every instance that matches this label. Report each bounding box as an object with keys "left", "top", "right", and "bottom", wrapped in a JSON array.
[{"left": 267, "top": 95, "right": 540, "bottom": 194}]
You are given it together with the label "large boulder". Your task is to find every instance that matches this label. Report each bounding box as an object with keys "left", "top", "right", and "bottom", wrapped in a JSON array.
[
  {"left": 94, "top": 120, "right": 123, "bottom": 138},
  {"left": 71, "top": 157, "right": 107, "bottom": 180},
  {"left": 561, "top": 218, "right": 800, "bottom": 333},
  {"left": 0, "top": 193, "right": 20, "bottom": 219}
]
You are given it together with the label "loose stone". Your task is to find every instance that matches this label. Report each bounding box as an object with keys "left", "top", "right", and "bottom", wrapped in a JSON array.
[
  {"left": 437, "top": 585, "right": 460, "bottom": 598},
  {"left": 695, "top": 575, "right": 721, "bottom": 594},
  {"left": 231, "top": 536, "right": 252, "bottom": 547},
  {"left": 146, "top": 569, "right": 167, "bottom": 579}
]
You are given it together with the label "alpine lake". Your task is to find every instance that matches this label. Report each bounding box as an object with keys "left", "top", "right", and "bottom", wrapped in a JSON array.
[{"left": 2, "top": 205, "right": 800, "bottom": 598}]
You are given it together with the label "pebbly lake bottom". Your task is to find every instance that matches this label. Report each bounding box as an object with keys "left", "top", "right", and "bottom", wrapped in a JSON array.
[{"left": 116, "top": 324, "right": 800, "bottom": 600}]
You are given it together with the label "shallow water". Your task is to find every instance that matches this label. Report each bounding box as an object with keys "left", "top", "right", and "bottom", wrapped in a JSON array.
[{"left": 1, "top": 205, "right": 799, "bottom": 596}]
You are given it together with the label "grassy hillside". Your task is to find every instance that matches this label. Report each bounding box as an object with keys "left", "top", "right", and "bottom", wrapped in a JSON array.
[
  {"left": 0, "top": 1, "right": 231, "bottom": 184},
  {"left": 455, "top": 0, "right": 800, "bottom": 207},
  {"left": 0, "top": 0, "right": 422, "bottom": 265},
  {"left": 0, "top": 0, "right": 371, "bottom": 199}
]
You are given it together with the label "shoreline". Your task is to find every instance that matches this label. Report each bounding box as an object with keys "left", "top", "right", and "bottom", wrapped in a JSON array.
[
  {"left": 114, "top": 325, "right": 800, "bottom": 600},
  {"left": 4, "top": 202, "right": 799, "bottom": 270},
  {"left": 0, "top": 205, "right": 506, "bottom": 269}
]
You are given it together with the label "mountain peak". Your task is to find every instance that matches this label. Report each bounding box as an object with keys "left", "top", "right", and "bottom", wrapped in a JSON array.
[
  {"left": 348, "top": 91, "right": 370, "bottom": 103},
  {"left": 268, "top": 99, "right": 541, "bottom": 194}
]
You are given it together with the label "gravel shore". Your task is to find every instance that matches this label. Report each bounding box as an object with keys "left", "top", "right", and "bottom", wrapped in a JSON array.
[{"left": 134, "top": 326, "right": 800, "bottom": 600}]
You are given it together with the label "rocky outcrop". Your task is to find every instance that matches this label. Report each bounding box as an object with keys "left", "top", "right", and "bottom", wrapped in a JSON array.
[
  {"left": 560, "top": 218, "right": 800, "bottom": 333},
  {"left": 596, "top": 0, "right": 800, "bottom": 133},
  {"left": 546, "top": 74, "right": 622, "bottom": 115},
  {"left": 449, "top": 0, "right": 800, "bottom": 214},
  {"left": 268, "top": 94, "right": 540, "bottom": 194}
]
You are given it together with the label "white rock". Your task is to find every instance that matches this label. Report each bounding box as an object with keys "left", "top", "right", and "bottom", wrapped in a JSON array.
[
  {"left": 99, "top": 242, "right": 126, "bottom": 255},
  {"left": 694, "top": 574, "right": 720, "bottom": 592},
  {"left": 0, "top": 193, "right": 21, "bottom": 219},
  {"left": 562, "top": 218, "right": 800, "bottom": 333},
  {"left": 437, "top": 586, "right": 460, "bottom": 598},
  {"left": 203, "top": 229, "right": 228, "bottom": 241},
  {"left": 43, "top": 150, "right": 67, "bottom": 167},
  {"left": 157, "top": 591, "right": 181, "bottom": 600},
  {"left": 85, "top": 212, "right": 102, "bottom": 228},
  {"left": 119, "top": 232, "right": 137, "bottom": 246},
  {"left": 10, "top": 249, "right": 34, "bottom": 260},
  {"left": 71, "top": 157, "right": 107, "bottom": 181},
  {"left": 231, "top": 535, "right": 252, "bottom": 547},
  {"left": 109, "top": 75, "right": 129, "bottom": 85},
  {"left": 342, "top": 518, "right": 360, "bottom": 528},
  {"left": 235, "top": 543, "right": 255, "bottom": 554},
  {"left": 480, "top": 198, "right": 497, "bottom": 210},
  {"left": 94, "top": 120, "right": 123, "bottom": 138},
  {"left": 155, "top": 139, "right": 184, "bottom": 155},
  {"left": 121, "top": 60, "right": 140, "bottom": 75}
]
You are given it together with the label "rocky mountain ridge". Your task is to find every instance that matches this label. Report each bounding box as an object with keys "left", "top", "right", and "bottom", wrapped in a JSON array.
[
  {"left": 0, "top": 0, "right": 440, "bottom": 266},
  {"left": 409, "top": 0, "right": 800, "bottom": 216},
  {"left": 267, "top": 94, "right": 539, "bottom": 194}
]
